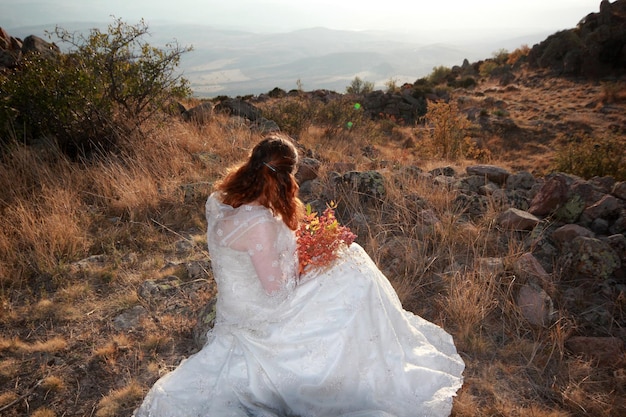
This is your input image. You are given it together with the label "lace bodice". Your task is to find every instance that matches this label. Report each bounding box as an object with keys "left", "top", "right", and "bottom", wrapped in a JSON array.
[{"left": 205, "top": 193, "right": 298, "bottom": 329}]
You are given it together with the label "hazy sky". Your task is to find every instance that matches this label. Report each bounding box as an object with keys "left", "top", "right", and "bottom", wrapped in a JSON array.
[{"left": 6, "top": 0, "right": 601, "bottom": 35}]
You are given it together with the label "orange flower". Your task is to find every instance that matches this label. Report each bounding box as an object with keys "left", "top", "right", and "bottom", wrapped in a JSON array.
[{"left": 296, "top": 203, "right": 356, "bottom": 275}]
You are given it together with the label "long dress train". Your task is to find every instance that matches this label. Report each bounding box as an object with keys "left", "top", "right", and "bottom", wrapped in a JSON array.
[{"left": 134, "top": 193, "right": 464, "bottom": 417}]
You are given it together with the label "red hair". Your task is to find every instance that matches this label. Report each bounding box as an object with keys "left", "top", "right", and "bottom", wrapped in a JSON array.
[{"left": 215, "top": 135, "right": 304, "bottom": 230}]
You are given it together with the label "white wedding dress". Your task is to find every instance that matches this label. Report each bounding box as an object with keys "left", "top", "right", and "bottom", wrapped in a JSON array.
[{"left": 134, "top": 193, "right": 464, "bottom": 417}]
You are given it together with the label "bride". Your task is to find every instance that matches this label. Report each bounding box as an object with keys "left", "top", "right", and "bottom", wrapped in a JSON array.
[{"left": 134, "top": 135, "right": 464, "bottom": 417}]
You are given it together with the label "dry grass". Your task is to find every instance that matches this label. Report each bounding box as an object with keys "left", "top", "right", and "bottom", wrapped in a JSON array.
[{"left": 1, "top": 81, "right": 624, "bottom": 416}]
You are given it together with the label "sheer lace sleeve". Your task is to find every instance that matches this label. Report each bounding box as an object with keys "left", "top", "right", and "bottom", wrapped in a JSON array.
[
  {"left": 206, "top": 194, "right": 297, "bottom": 296},
  {"left": 227, "top": 219, "right": 287, "bottom": 294}
]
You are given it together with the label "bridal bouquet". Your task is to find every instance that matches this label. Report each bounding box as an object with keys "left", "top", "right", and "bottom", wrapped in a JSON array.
[{"left": 296, "top": 203, "right": 356, "bottom": 275}]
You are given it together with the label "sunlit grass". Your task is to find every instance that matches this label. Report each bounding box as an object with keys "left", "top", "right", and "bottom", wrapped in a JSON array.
[{"left": 0, "top": 92, "right": 624, "bottom": 416}]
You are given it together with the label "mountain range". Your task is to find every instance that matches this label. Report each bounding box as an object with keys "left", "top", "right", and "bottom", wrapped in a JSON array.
[{"left": 7, "top": 21, "right": 554, "bottom": 97}]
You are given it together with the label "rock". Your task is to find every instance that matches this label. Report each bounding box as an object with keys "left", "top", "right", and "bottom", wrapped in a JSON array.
[
  {"left": 21, "top": 34, "right": 60, "bottom": 59},
  {"left": 465, "top": 164, "right": 510, "bottom": 185},
  {"left": 506, "top": 171, "right": 536, "bottom": 191},
  {"left": 453, "top": 193, "right": 489, "bottom": 217},
  {"left": 590, "top": 218, "right": 610, "bottom": 235},
  {"left": 175, "top": 239, "right": 194, "bottom": 254},
  {"left": 497, "top": 208, "right": 541, "bottom": 230},
  {"left": 429, "top": 166, "right": 456, "bottom": 177},
  {"left": 565, "top": 336, "right": 625, "bottom": 367},
  {"left": 568, "top": 236, "right": 621, "bottom": 280},
  {"left": 336, "top": 170, "right": 386, "bottom": 202},
  {"left": 606, "top": 234, "right": 626, "bottom": 264},
  {"left": 612, "top": 181, "right": 626, "bottom": 200},
  {"left": 295, "top": 157, "right": 321, "bottom": 184},
  {"left": 70, "top": 254, "right": 107, "bottom": 272},
  {"left": 554, "top": 193, "right": 586, "bottom": 223},
  {"left": 610, "top": 211, "right": 626, "bottom": 234},
  {"left": 182, "top": 102, "right": 213, "bottom": 123},
  {"left": 514, "top": 252, "right": 555, "bottom": 294},
  {"left": 492, "top": 189, "right": 531, "bottom": 211},
  {"left": 185, "top": 260, "right": 210, "bottom": 280},
  {"left": 455, "top": 175, "right": 491, "bottom": 194},
  {"left": 516, "top": 283, "right": 555, "bottom": 326},
  {"left": 552, "top": 224, "right": 595, "bottom": 248},
  {"left": 583, "top": 194, "right": 622, "bottom": 220},
  {"left": 528, "top": 0, "right": 626, "bottom": 77},
  {"left": 252, "top": 117, "right": 280, "bottom": 134},
  {"left": 529, "top": 174, "right": 570, "bottom": 216},
  {"left": 113, "top": 305, "right": 147, "bottom": 330},
  {"left": 192, "top": 298, "right": 217, "bottom": 350},
  {"left": 213, "top": 98, "right": 261, "bottom": 121},
  {"left": 570, "top": 179, "right": 605, "bottom": 206},
  {"left": 589, "top": 176, "right": 616, "bottom": 194},
  {"left": 137, "top": 276, "right": 182, "bottom": 302}
]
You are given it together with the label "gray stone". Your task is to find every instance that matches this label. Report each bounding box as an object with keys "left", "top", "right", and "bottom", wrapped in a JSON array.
[
  {"left": 192, "top": 298, "right": 218, "bottom": 350},
  {"left": 466, "top": 164, "right": 511, "bottom": 185},
  {"left": 552, "top": 224, "right": 595, "bottom": 248},
  {"left": 497, "top": 208, "right": 541, "bottom": 230},
  {"left": 569, "top": 236, "right": 621, "bottom": 280},
  {"left": 516, "top": 283, "right": 554, "bottom": 327},
  {"left": 506, "top": 171, "right": 536, "bottom": 191},
  {"left": 113, "top": 305, "right": 147, "bottom": 330},
  {"left": 611, "top": 181, "right": 626, "bottom": 200}
]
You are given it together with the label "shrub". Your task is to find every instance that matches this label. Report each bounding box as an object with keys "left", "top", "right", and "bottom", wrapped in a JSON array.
[
  {"left": 424, "top": 100, "right": 471, "bottom": 160},
  {"left": 479, "top": 61, "right": 499, "bottom": 77},
  {"left": 313, "top": 96, "right": 370, "bottom": 138},
  {"left": 385, "top": 78, "right": 399, "bottom": 93},
  {"left": 552, "top": 133, "right": 626, "bottom": 180},
  {"left": 0, "top": 18, "right": 191, "bottom": 157},
  {"left": 346, "top": 76, "right": 374, "bottom": 95},
  {"left": 507, "top": 44, "right": 531, "bottom": 65},
  {"left": 428, "top": 66, "right": 452, "bottom": 85},
  {"left": 450, "top": 76, "right": 477, "bottom": 89},
  {"left": 492, "top": 48, "right": 509, "bottom": 65},
  {"left": 260, "top": 97, "right": 315, "bottom": 137}
]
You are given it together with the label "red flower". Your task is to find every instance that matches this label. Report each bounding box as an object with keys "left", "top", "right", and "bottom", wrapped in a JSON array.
[{"left": 296, "top": 203, "right": 356, "bottom": 275}]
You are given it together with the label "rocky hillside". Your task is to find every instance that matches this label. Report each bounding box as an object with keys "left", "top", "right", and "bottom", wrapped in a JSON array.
[
  {"left": 1, "top": 2, "right": 626, "bottom": 417},
  {"left": 528, "top": 0, "right": 626, "bottom": 77}
]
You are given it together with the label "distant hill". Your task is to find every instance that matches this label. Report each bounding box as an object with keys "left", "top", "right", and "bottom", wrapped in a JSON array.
[{"left": 6, "top": 22, "right": 552, "bottom": 97}]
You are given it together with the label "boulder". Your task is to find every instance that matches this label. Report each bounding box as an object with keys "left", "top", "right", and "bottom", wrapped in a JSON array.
[
  {"left": 182, "top": 102, "right": 213, "bottom": 123},
  {"left": 465, "top": 164, "right": 510, "bottom": 185},
  {"left": 336, "top": 170, "right": 386, "bottom": 202},
  {"left": 252, "top": 117, "right": 280, "bottom": 134},
  {"left": 514, "top": 252, "right": 555, "bottom": 294},
  {"left": 612, "top": 181, "right": 626, "bottom": 200},
  {"left": 22, "top": 34, "right": 60, "bottom": 58},
  {"left": 529, "top": 174, "right": 570, "bottom": 216},
  {"left": 516, "top": 283, "right": 555, "bottom": 327},
  {"left": 497, "top": 208, "right": 541, "bottom": 230},
  {"left": 583, "top": 194, "right": 622, "bottom": 220},
  {"left": 295, "top": 157, "right": 321, "bottom": 184},
  {"left": 552, "top": 224, "right": 595, "bottom": 248},
  {"left": 568, "top": 236, "right": 621, "bottom": 280},
  {"left": 506, "top": 171, "right": 537, "bottom": 191},
  {"left": 214, "top": 98, "right": 261, "bottom": 121}
]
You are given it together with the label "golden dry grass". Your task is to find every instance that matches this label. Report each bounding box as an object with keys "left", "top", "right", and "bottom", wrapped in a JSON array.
[{"left": 0, "top": 79, "right": 625, "bottom": 416}]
